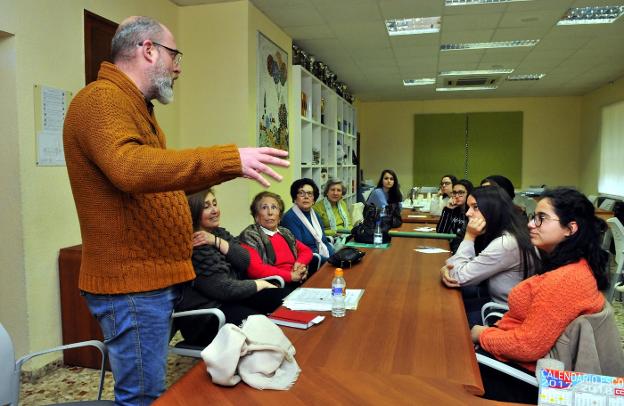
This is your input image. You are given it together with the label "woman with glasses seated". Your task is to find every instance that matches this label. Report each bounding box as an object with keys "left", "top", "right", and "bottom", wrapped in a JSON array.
[
  {"left": 239, "top": 191, "right": 315, "bottom": 287},
  {"left": 366, "top": 169, "right": 403, "bottom": 209},
  {"left": 431, "top": 174, "right": 458, "bottom": 215},
  {"left": 440, "top": 185, "right": 538, "bottom": 327},
  {"left": 470, "top": 187, "right": 608, "bottom": 403},
  {"left": 175, "top": 189, "right": 288, "bottom": 346},
  {"left": 313, "top": 179, "right": 352, "bottom": 237},
  {"left": 436, "top": 179, "right": 474, "bottom": 253},
  {"left": 281, "top": 178, "right": 334, "bottom": 262}
]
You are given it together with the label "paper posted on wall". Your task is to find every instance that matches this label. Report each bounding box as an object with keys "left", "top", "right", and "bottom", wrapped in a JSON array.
[{"left": 538, "top": 368, "right": 624, "bottom": 406}]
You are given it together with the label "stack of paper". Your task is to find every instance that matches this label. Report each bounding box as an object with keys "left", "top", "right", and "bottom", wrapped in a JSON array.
[{"left": 283, "top": 288, "right": 365, "bottom": 311}]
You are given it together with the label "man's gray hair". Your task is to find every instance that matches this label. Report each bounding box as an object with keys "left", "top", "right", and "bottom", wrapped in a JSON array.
[{"left": 111, "top": 16, "right": 164, "bottom": 62}]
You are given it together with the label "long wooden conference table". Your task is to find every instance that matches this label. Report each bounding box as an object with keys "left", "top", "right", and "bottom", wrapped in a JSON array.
[{"left": 156, "top": 232, "right": 521, "bottom": 405}]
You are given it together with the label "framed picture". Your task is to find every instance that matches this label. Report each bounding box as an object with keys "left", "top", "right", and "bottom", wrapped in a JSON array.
[{"left": 257, "top": 31, "right": 289, "bottom": 150}]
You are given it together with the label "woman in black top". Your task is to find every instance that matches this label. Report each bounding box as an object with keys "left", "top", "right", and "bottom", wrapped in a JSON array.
[{"left": 175, "top": 188, "right": 287, "bottom": 346}]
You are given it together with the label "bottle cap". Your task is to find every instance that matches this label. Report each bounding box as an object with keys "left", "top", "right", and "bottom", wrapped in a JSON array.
[{"left": 334, "top": 268, "right": 344, "bottom": 277}]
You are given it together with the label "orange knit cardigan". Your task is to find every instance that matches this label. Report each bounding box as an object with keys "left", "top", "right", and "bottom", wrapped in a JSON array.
[
  {"left": 64, "top": 62, "right": 242, "bottom": 294},
  {"left": 479, "top": 259, "right": 604, "bottom": 371}
]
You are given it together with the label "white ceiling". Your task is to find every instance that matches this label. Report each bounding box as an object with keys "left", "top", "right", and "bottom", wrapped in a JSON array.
[{"left": 171, "top": 0, "right": 624, "bottom": 101}]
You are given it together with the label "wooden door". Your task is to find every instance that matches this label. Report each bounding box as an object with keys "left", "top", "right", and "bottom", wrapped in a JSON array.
[{"left": 84, "top": 10, "right": 117, "bottom": 84}]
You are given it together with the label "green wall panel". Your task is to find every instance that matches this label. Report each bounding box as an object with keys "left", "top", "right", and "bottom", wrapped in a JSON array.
[
  {"left": 413, "top": 112, "right": 523, "bottom": 188},
  {"left": 413, "top": 113, "right": 466, "bottom": 186},
  {"left": 467, "top": 112, "right": 522, "bottom": 187}
]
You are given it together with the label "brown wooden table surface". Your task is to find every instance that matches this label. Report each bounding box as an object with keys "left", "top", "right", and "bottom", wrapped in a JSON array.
[
  {"left": 401, "top": 207, "right": 440, "bottom": 224},
  {"left": 155, "top": 236, "right": 493, "bottom": 404}
]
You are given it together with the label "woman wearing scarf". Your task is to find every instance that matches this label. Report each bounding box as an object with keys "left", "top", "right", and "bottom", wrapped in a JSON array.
[
  {"left": 313, "top": 179, "right": 352, "bottom": 237},
  {"left": 239, "top": 191, "right": 314, "bottom": 288},
  {"left": 281, "top": 178, "right": 335, "bottom": 262}
]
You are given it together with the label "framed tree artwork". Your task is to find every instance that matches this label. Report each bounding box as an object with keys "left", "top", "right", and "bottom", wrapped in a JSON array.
[{"left": 257, "top": 31, "right": 289, "bottom": 150}]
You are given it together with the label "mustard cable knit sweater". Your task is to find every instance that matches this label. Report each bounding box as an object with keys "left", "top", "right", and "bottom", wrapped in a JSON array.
[{"left": 64, "top": 62, "right": 242, "bottom": 294}]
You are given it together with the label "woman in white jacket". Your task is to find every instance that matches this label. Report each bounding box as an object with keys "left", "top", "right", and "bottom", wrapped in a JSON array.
[{"left": 440, "top": 185, "right": 538, "bottom": 326}]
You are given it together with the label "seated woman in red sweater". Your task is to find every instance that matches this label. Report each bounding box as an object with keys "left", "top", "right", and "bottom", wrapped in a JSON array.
[
  {"left": 471, "top": 187, "right": 608, "bottom": 404},
  {"left": 239, "top": 191, "right": 315, "bottom": 289}
]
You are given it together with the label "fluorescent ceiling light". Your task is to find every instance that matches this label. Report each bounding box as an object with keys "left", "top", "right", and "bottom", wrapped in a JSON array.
[
  {"left": 441, "top": 39, "right": 539, "bottom": 50},
  {"left": 385, "top": 17, "right": 441, "bottom": 36},
  {"left": 439, "top": 69, "right": 514, "bottom": 76},
  {"left": 445, "top": 0, "right": 533, "bottom": 5},
  {"left": 436, "top": 86, "right": 497, "bottom": 91},
  {"left": 506, "top": 73, "right": 545, "bottom": 81},
  {"left": 403, "top": 78, "right": 436, "bottom": 86},
  {"left": 557, "top": 6, "right": 624, "bottom": 25}
]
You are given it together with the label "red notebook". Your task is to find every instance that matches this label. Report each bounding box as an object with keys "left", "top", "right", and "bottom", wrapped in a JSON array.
[{"left": 268, "top": 308, "right": 323, "bottom": 329}]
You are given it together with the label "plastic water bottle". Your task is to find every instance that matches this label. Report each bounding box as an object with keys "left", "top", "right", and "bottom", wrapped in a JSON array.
[
  {"left": 331, "top": 268, "right": 346, "bottom": 317},
  {"left": 373, "top": 220, "right": 383, "bottom": 246}
]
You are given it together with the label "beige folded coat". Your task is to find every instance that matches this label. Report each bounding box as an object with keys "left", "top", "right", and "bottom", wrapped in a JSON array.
[{"left": 201, "top": 314, "right": 301, "bottom": 390}]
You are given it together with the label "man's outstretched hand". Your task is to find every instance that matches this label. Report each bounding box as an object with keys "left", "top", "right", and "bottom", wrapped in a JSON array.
[{"left": 239, "top": 147, "right": 290, "bottom": 187}]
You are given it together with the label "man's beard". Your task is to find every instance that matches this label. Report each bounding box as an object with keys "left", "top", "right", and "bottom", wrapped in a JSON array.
[{"left": 149, "top": 57, "right": 174, "bottom": 104}]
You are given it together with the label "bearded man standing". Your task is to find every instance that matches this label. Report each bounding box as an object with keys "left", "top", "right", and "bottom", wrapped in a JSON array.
[{"left": 63, "top": 16, "right": 288, "bottom": 405}]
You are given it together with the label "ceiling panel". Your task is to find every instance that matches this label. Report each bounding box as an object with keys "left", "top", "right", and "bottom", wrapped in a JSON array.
[
  {"left": 283, "top": 25, "right": 334, "bottom": 40},
  {"left": 441, "top": 13, "right": 503, "bottom": 31},
  {"left": 378, "top": 0, "right": 444, "bottom": 19},
  {"left": 440, "top": 29, "right": 496, "bottom": 43},
  {"left": 318, "top": 3, "right": 383, "bottom": 24},
  {"left": 389, "top": 34, "right": 440, "bottom": 49},
  {"left": 259, "top": 6, "right": 325, "bottom": 27},
  {"left": 498, "top": 9, "right": 563, "bottom": 29}
]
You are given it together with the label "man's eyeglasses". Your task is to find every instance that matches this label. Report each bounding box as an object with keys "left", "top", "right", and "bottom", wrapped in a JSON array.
[
  {"left": 451, "top": 190, "right": 466, "bottom": 196},
  {"left": 297, "top": 190, "right": 314, "bottom": 198},
  {"left": 529, "top": 213, "right": 560, "bottom": 227},
  {"left": 139, "top": 41, "right": 183, "bottom": 66}
]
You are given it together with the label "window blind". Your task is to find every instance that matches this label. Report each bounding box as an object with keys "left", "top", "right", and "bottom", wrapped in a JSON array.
[{"left": 599, "top": 101, "right": 624, "bottom": 197}]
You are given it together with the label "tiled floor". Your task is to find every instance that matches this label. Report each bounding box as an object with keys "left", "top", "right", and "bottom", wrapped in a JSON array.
[{"left": 18, "top": 301, "right": 624, "bottom": 405}]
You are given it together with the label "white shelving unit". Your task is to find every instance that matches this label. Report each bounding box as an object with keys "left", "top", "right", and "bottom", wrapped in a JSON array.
[{"left": 291, "top": 65, "right": 358, "bottom": 205}]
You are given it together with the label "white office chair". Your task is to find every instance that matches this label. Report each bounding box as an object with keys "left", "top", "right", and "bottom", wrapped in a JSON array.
[
  {"left": 587, "top": 194, "right": 598, "bottom": 207},
  {"left": 350, "top": 202, "right": 364, "bottom": 226},
  {"left": 599, "top": 198, "right": 616, "bottom": 211},
  {"left": 513, "top": 194, "right": 537, "bottom": 216},
  {"left": 0, "top": 322, "right": 112, "bottom": 406},
  {"left": 606, "top": 218, "right": 624, "bottom": 302},
  {"left": 477, "top": 302, "right": 624, "bottom": 389},
  {"left": 481, "top": 302, "right": 509, "bottom": 327}
]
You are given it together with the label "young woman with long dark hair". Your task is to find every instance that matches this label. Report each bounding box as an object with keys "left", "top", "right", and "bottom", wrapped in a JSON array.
[
  {"left": 366, "top": 169, "right": 403, "bottom": 208},
  {"left": 441, "top": 186, "right": 538, "bottom": 325}
]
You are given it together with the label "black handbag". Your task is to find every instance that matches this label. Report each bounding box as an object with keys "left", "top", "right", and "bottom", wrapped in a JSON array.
[
  {"left": 327, "top": 247, "right": 365, "bottom": 268},
  {"left": 351, "top": 203, "right": 400, "bottom": 243}
]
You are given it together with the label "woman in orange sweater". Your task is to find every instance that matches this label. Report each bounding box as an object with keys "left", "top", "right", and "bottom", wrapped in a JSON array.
[{"left": 471, "top": 187, "right": 608, "bottom": 403}]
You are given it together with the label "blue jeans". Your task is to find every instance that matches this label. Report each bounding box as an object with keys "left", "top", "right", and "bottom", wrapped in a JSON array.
[{"left": 83, "top": 286, "right": 180, "bottom": 406}]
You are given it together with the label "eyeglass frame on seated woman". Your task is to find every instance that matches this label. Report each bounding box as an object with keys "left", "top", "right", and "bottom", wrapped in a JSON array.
[{"left": 528, "top": 212, "right": 561, "bottom": 228}]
